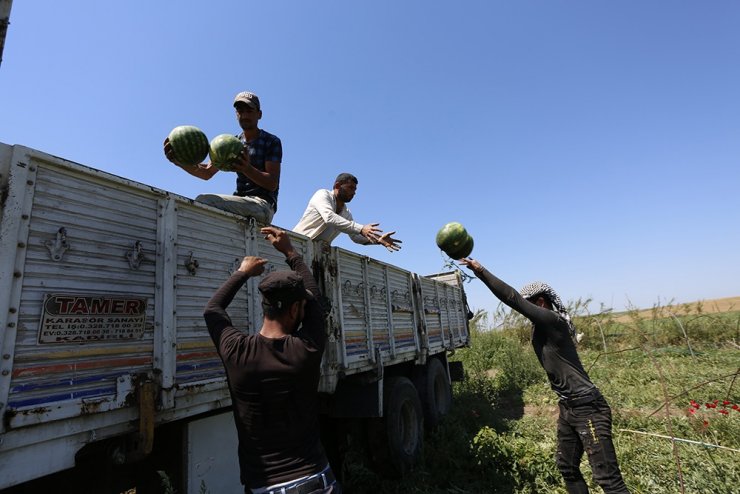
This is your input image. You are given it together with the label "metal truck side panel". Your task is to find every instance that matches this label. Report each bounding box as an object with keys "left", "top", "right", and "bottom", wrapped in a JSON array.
[
  {"left": 172, "top": 202, "right": 249, "bottom": 393},
  {"left": 5, "top": 157, "right": 160, "bottom": 431},
  {"left": 0, "top": 142, "right": 470, "bottom": 489}
]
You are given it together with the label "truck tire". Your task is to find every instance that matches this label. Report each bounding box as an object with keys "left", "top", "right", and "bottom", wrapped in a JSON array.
[
  {"left": 367, "top": 376, "right": 424, "bottom": 478},
  {"left": 424, "top": 358, "right": 452, "bottom": 429}
]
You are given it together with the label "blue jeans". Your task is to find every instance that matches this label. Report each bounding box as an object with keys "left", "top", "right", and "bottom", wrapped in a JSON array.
[
  {"left": 247, "top": 466, "right": 342, "bottom": 494},
  {"left": 556, "top": 394, "right": 630, "bottom": 494}
]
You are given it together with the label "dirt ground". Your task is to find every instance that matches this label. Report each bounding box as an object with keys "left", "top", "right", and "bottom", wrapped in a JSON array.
[{"left": 613, "top": 295, "right": 740, "bottom": 322}]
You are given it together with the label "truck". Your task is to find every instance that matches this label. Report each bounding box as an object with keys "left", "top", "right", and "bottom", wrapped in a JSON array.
[{"left": 0, "top": 142, "right": 471, "bottom": 493}]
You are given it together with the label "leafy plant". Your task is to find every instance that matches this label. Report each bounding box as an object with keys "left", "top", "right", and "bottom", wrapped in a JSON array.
[
  {"left": 340, "top": 305, "right": 740, "bottom": 493},
  {"left": 157, "top": 470, "right": 177, "bottom": 494}
]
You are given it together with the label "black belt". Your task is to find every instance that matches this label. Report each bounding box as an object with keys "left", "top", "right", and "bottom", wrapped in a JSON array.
[
  {"left": 561, "top": 389, "right": 602, "bottom": 408},
  {"left": 265, "top": 469, "right": 336, "bottom": 494}
]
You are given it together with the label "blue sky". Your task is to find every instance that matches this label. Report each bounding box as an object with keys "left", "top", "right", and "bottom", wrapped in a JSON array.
[{"left": 2, "top": 1, "right": 739, "bottom": 319}]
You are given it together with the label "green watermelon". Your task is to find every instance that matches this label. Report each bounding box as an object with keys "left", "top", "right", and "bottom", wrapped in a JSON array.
[
  {"left": 435, "top": 222, "right": 469, "bottom": 253},
  {"left": 446, "top": 234, "right": 474, "bottom": 259},
  {"left": 167, "top": 125, "right": 209, "bottom": 167},
  {"left": 209, "top": 134, "right": 244, "bottom": 171}
]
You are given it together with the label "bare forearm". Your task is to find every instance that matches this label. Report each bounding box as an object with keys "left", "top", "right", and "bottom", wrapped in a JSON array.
[
  {"left": 232, "top": 160, "right": 280, "bottom": 191},
  {"left": 241, "top": 166, "right": 278, "bottom": 190},
  {"left": 179, "top": 162, "right": 217, "bottom": 180}
]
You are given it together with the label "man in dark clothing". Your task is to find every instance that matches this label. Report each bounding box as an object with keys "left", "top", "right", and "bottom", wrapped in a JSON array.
[
  {"left": 204, "top": 226, "right": 341, "bottom": 494},
  {"left": 164, "top": 91, "right": 282, "bottom": 224},
  {"left": 460, "top": 257, "right": 630, "bottom": 494}
]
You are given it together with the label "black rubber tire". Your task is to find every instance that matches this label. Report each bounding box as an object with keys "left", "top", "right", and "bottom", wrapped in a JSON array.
[
  {"left": 423, "top": 358, "right": 452, "bottom": 429},
  {"left": 367, "top": 376, "right": 424, "bottom": 478}
]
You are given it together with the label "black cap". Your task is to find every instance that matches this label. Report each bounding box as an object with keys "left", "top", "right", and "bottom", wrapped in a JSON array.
[{"left": 258, "top": 271, "right": 313, "bottom": 309}]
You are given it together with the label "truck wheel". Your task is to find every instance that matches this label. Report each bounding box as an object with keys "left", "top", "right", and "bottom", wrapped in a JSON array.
[
  {"left": 424, "top": 358, "right": 452, "bottom": 429},
  {"left": 367, "top": 376, "right": 424, "bottom": 478}
]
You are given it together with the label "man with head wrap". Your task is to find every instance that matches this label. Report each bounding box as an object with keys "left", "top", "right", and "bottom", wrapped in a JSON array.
[{"left": 460, "top": 258, "right": 630, "bottom": 494}]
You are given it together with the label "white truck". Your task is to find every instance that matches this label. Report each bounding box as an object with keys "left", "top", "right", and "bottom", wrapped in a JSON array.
[{"left": 0, "top": 142, "right": 471, "bottom": 492}]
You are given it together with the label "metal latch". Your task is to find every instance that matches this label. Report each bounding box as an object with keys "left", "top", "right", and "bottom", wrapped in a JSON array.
[
  {"left": 45, "top": 227, "right": 70, "bottom": 261},
  {"left": 126, "top": 241, "right": 146, "bottom": 269}
]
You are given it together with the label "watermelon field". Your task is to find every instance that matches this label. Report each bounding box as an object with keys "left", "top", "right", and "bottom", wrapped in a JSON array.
[
  {"left": 340, "top": 298, "right": 740, "bottom": 493},
  {"left": 4, "top": 298, "right": 737, "bottom": 494}
]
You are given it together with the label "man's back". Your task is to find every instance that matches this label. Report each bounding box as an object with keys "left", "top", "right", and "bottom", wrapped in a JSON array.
[
  {"left": 216, "top": 328, "right": 327, "bottom": 487},
  {"left": 203, "top": 241, "right": 331, "bottom": 489}
]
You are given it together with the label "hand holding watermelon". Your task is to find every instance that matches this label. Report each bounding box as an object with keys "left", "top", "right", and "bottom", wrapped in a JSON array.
[
  {"left": 209, "top": 134, "right": 246, "bottom": 172},
  {"left": 227, "top": 148, "right": 251, "bottom": 174},
  {"left": 164, "top": 125, "right": 210, "bottom": 168}
]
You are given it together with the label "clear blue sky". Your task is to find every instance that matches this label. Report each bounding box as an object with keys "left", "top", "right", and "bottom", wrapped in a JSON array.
[{"left": 2, "top": 1, "right": 739, "bottom": 318}]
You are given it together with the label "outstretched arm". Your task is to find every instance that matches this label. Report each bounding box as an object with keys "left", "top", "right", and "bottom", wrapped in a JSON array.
[{"left": 459, "top": 258, "right": 559, "bottom": 326}]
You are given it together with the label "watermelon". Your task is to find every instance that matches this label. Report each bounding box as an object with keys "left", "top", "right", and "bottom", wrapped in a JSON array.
[
  {"left": 435, "top": 222, "right": 469, "bottom": 253},
  {"left": 167, "top": 125, "right": 209, "bottom": 167},
  {"left": 209, "top": 134, "right": 245, "bottom": 171},
  {"left": 446, "top": 234, "right": 474, "bottom": 259}
]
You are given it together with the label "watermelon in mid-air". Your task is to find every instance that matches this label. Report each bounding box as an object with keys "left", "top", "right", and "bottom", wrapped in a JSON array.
[
  {"left": 167, "top": 125, "right": 209, "bottom": 167},
  {"left": 446, "top": 234, "right": 474, "bottom": 260},
  {"left": 209, "top": 134, "right": 244, "bottom": 171},
  {"left": 436, "top": 222, "right": 468, "bottom": 252},
  {"left": 436, "top": 222, "right": 474, "bottom": 259}
]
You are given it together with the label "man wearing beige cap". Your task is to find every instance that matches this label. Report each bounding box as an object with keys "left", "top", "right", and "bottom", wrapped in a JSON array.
[{"left": 164, "top": 91, "right": 282, "bottom": 224}]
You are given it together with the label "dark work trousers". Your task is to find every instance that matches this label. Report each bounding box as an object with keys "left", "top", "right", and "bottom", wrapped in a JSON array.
[{"left": 556, "top": 394, "right": 630, "bottom": 494}]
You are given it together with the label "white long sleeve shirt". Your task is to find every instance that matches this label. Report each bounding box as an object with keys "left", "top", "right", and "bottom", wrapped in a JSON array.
[{"left": 292, "top": 189, "right": 372, "bottom": 245}]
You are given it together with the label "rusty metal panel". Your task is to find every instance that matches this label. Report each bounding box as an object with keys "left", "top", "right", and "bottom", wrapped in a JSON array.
[
  {"left": 367, "top": 260, "right": 420, "bottom": 364},
  {"left": 173, "top": 203, "right": 249, "bottom": 389},
  {"left": 366, "top": 260, "right": 392, "bottom": 355},
  {"left": 418, "top": 273, "right": 470, "bottom": 354},
  {"left": 6, "top": 158, "right": 159, "bottom": 429},
  {"left": 335, "top": 249, "right": 371, "bottom": 369},
  {"left": 385, "top": 266, "right": 418, "bottom": 358},
  {"left": 418, "top": 276, "right": 446, "bottom": 354}
]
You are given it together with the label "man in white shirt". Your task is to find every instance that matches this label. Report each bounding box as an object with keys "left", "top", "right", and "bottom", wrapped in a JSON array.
[{"left": 293, "top": 173, "right": 402, "bottom": 252}]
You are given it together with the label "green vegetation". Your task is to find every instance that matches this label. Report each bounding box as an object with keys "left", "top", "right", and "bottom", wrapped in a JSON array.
[{"left": 342, "top": 302, "right": 740, "bottom": 493}]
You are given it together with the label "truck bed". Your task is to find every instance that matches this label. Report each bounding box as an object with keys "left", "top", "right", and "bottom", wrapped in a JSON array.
[{"left": 0, "top": 143, "right": 469, "bottom": 488}]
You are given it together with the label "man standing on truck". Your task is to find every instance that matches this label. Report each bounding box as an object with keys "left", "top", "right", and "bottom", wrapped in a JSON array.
[
  {"left": 460, "top": 257, "right": 630, "bottom": 494},
  {"left": 293, "top": 172, "right": 402, "bottom": 251},
  {"left": 164, "top": 91, "right": 282, "bottom": 224},
  {"left": 203, "top": 226, "right": 341, "bottom": 494}
]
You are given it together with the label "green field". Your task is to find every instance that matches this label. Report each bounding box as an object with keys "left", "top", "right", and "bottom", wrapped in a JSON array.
[{"left": 342, "top": 304, "right": 740, "bottom": 493}]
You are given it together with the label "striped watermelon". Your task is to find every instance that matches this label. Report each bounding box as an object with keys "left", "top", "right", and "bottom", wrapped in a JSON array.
[
  {"left": 209, "top": 134, "right": 244, "bottom": 171},
  {"left": 167, "top": 126, "right": 209, "bottom": 167},
  {"left": 436, "top": 222, "right": 468, "bottom": 252},
  {"left": 436, "top": 222, "right": 474, "bottom": 259},
  {"left": 446, "top": 234, "right": 474, "bottom": 260}
]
